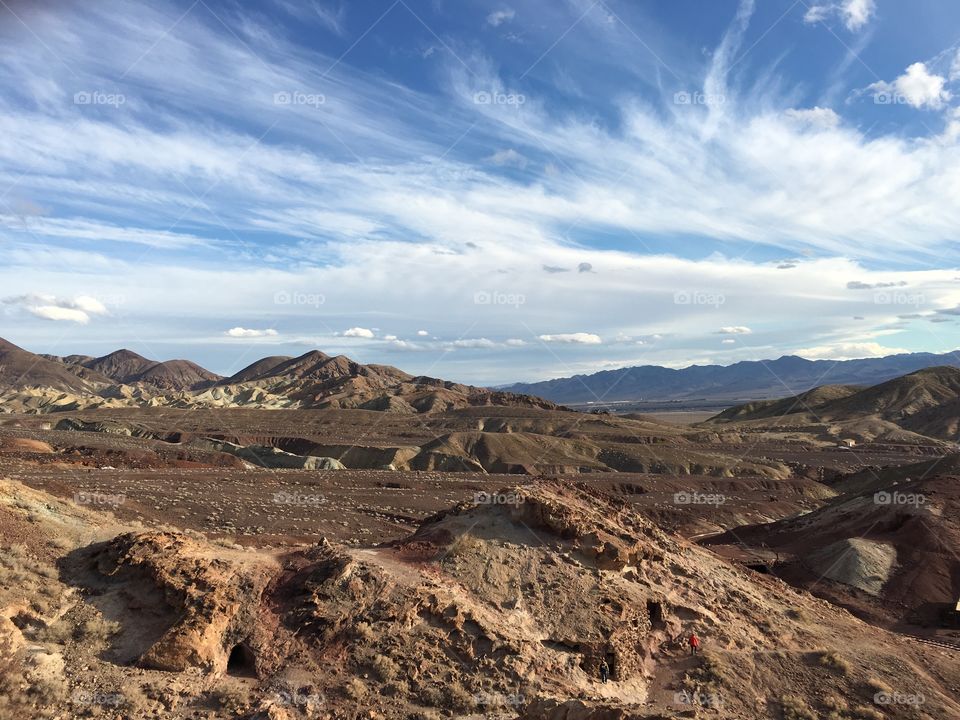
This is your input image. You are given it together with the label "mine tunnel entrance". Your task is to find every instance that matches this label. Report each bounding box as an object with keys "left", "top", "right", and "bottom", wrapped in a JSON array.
[
  {"left": 226, "top": 642, "right": 257, "bottom": 677},
  {"left": 647, "top": 599, "right": 664, "bottom": 625}
]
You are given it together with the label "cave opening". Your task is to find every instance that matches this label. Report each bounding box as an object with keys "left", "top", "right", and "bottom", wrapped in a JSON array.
[{"left": 226, "top": 643, "right": 256, "bottom": 677}]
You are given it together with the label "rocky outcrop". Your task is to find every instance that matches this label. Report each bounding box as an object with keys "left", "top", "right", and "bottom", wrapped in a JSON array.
[{"left": 91, "top": 532, "right": 276, "bottom": 673}]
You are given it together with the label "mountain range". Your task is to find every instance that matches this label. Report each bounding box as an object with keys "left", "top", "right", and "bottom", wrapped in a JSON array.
[
  {"left": 0, "top": 337, "right": 558, "bottom": 414},
  {"left": 503, "top": 351, "right": 960, "bottom": 405}
]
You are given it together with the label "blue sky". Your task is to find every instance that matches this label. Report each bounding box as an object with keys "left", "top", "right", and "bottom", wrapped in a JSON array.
[{"left": 1, "top": 0, "right": 959, "bottom": 384}]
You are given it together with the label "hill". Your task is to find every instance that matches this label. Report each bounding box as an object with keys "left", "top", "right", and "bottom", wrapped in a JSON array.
[
  {"left": 0, "top": 338, "right": 561, "bottom": 416},
  {"left": 504, "top": 352, "right": 960, "bottom": 404},
  {"left": 708, "top": 457, "right": 960, "bottom": 627},
  {"left": 709, "top": 367, "right": 960, "bottom": 442},
  {"left": 0, "top": 337, "right": 111, "bottom": 392},
  {"left": 3, "top": 476, "right": 959, "bottom": 718}
]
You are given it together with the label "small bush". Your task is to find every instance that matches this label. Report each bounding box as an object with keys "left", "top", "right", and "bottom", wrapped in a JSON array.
[
  {"left": 780, "top": 694, "right": 817, "bottom": 720},
  {"left": 818, "top": 650, "right": 852, "bottom": 675},
  {"left": 345, "top": 677, "right": 367, "bottom": 701},
  {"left": 371, "top": 654, "right": 401, "bottom": 683}
]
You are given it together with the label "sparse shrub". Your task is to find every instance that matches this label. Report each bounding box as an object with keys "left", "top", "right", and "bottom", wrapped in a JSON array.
[
  {"left": 386, "top": 679, "right": 410, "bottom": 697},
  {"left": 371, "top": 653, "right": 400, "bottom": 683},
  {"left": 443, "top": 681, "right": 475, "bottom": 711},
  {"left": 780, "top": 694, "right": 817, "bottom": 720},
  {"left": 865, "top": 677, "right": 892, "bottom": 695},
  {"left": 345, "top": 677, "right": 368, "bottom": 701},
  {"left": 418, "top": 684, "right": 445, "bottom": 707},
  {"left": 353, "top": 621, "right": 375, "bottom": 641},
  {"left": 818, "top": 650, "right": 852, "bottom": 675},
  {"left": 76, "top": 615, "right": 119, "bottom": 643},
  {"left": 852, "top": 706, "right": 885, "bottom": 720},
  {"left": 446, "top": 533, "right": 482, "bottom": 560}
]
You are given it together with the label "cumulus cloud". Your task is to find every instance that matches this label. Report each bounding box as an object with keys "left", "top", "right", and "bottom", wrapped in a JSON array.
[
  {"left": 538, "top": 333, "right": 602, "bottom": 344},
  {"left": 225, "top": 327, "right": 278, "bottom": 338},
  {"left": 343, "top": 327, "right": 375, "bottom": 338},
  {"left": 869, "top": 63, "right": 951, "bottom": 109},
  {"left": 451, "top": 338, "right": 497, "bottom": 348},
  {"left": 718, "top": 326, "right": 752, "bottom": 334},
  {"left": 3, "top": 294, "right": 108, "bottom": 324},
  {"left": 784, "top": 107, "right": 840, "bottom": 129},
  {"left": 486, "top": 8, "right": 515, "bottom": 26},
  {"left": 793, "top": 341, "right": 911, "bottom": 360},
  {"left": 416, "top": 330, "right": 429, "bottom": 336}
]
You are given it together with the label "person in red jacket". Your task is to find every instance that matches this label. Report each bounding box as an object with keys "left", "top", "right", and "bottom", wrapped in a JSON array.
[{"left": 689, "top": 633, "right": 701, "bottom": 656}]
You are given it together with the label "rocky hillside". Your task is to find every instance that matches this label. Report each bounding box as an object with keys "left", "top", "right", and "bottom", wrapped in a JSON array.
[
  {"left": 3, "top": 477, "right": 958, "bottom": 719},
  {"left": 708, "top": 456, "right": 960, "bottom": 626},
  {"left": 707, "top": 367, "right": 960, "bottom": 442}
]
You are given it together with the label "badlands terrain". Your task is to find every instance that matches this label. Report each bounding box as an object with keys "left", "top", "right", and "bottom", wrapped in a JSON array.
[{"left": 1, "top": 337, "right": 959, "bottom": 718}]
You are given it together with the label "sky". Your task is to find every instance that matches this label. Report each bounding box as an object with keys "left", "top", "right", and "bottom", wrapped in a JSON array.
[{"left": 1, "top": 0, "right": 960, "bottom": 385}]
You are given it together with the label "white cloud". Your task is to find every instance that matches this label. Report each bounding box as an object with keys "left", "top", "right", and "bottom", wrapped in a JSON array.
[
  {"left": 718, "top": 326, "right": 752, "bottom": 334},
  {"left": 793, "top": 341, "right": 911, "bottom": 360},
  {"left": 721, "top": 338, "right": 736, "bottom": 344},
  {"left": 29, "top": 306, "right": 92, "bottom": 323},
  {"left": 343, "top": 327, "right": 375, "bottom": 339},
  {"left": 487, "top": 148, "right": 528, "bottom": 168},
  {"left": 803, "top": 5, "right": 831, "bottom": 23},
  {"left": 505, "top": 338, "right": 526, "bottom": 346},
  {"left": 805, "top": 0, "right": 874, "bottom": 31},
  {"left": 841, "top": 0, "right": 875, "bottom": 31},
  {"left": 226, "top": 327, "right": 278, "bottom": 338},
  {"left": 784, "top": 107, "right": 840, "bottom": 129},
  {"left": 870, "top": 63, "right": 951, "bottom": 109},
  {"left": 486, "top": 9, "right": 515, "bottom": 27},
  {"left": 451, "top": 338, "right": 497, "bottom": 348},
  {"left": 951, "top": 50, "right": 960, "bottom": 82},
  {"left": 538, "top": 333, "right": 603, "bottom": 344},
  {"left": 383, "top": 334, "right": 398, "bottom": 341},
  {"left": 416, "top": 330, "right": 429, "bottom": 336},
  {"left": 3, "top": 293, "right": 109, "bottom": 324}
]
